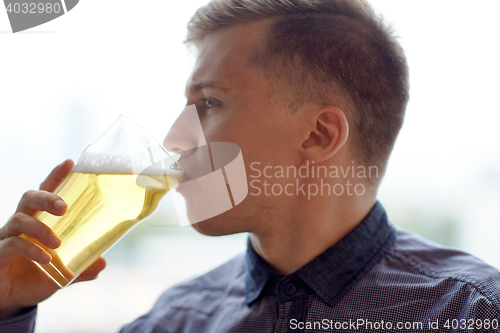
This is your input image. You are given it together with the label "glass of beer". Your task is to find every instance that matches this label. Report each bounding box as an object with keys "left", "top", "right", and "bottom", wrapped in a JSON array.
[{"left": 21, "top": 116, "right": 182, "bottom": 288}]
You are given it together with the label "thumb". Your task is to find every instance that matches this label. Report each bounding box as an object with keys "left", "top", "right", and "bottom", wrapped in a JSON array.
[{"left": 73, "top": 257, "right": 107, "bottom": 283}]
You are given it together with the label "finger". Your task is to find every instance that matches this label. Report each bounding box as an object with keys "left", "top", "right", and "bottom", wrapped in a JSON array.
[
  {"left": 0, "top": 236, "right": 51, "bottom": 264},
  {"left": 0, "top": 213, "right": 60, "bottom": 249},
  {"left": 74, "top": 257, "right": 107, "bottom": 283},
  {"left": 39, "top": 159, "right": 74, "bottom": 193},
  {"left": 15, "top": 190, "right": 67, "bottom": 217}
]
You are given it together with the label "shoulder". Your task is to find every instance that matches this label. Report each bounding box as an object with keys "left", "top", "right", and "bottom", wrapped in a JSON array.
[
  {"left": 342, "top": 228, "right": 500, "bottom": 323},
  {"left": 155, "top": 251, "right": 246, "bottom": 307},
  {"left": 390, "top": 229, "right": 500, "bottom": 288},
  {"left": 120, "top": 252, "right": 246, "bottom": 333},
  {"left": 382, "top": 228, "right": 500, "bottom": 310}
]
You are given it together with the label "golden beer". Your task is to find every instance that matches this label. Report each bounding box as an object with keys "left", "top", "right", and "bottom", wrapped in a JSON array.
[{"left": 22, "top": 171, "right": 179, "bottom": 287}]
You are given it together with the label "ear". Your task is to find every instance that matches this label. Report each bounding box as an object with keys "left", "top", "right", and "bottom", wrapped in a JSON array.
[{"left": 301, "top": 106, "right": 349, "bottom": 163}]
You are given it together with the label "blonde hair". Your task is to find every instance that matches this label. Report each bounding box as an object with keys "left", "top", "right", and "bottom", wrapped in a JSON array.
[{"left": 187, "top": 0, "right": 409, "bottom": 181}]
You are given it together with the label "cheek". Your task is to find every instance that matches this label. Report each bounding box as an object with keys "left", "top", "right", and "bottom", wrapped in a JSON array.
[
  {"left": 199, "top": 112, "right": 233, "bottom": 142},
  {"left": 200, "top": 106, "right": 293, "bottom": 167}
]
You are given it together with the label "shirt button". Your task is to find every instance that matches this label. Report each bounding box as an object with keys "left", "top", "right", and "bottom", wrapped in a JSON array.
[{"left": 283, "top": 282, "right": 297, "bottom": 296}]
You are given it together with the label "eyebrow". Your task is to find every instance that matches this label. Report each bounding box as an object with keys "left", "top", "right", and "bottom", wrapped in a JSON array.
[{"left": 185, "top": 81, "right": 230, "bottom": 97}]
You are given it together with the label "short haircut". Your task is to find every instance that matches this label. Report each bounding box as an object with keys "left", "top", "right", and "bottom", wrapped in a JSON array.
[{"left": 186, "top": 0, "right": 409, "bottom": 183}]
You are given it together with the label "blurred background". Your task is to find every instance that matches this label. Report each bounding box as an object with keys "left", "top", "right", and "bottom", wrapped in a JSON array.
[{"left": 1, "top": 0, "right": 499, "bottom": 332}]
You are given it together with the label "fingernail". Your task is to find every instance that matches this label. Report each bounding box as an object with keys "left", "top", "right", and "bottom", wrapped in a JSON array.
[
  {"left": 54, "top": 200, "right": 66, "bottom": 210},
  {"left": 40, "top": 252, "right": 51, "bottom": 263},
  {"left": 49, "top": 234, "right": 61, "bottom": 247}
]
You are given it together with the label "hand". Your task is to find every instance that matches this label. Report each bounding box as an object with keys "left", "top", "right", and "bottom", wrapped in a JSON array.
[{"left": 0, "top": 160, "right": 107, "bottom": 320}]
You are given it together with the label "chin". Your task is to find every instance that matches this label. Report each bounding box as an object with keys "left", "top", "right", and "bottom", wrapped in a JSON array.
[
  {"left": 183, "top": 194, "right": 260, "bottom": 236},
  {"left": 189, "top": 216, "right": 242, "bottom": 236},
  {"left": 187, "top": 207, "right": 252, "bottom": 236}
]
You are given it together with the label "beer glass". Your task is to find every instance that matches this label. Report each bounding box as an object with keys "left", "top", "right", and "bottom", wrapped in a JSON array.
[{"left": 22, "top": 116, "right": 182, "bottom": 288}]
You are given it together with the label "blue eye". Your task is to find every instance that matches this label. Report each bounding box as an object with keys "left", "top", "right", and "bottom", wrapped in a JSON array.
[{"left": 205, "top": 99, "right": 217, "bottom": 109}]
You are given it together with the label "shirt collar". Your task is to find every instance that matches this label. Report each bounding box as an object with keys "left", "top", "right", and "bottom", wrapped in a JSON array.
[{"left": 244, "top": 200, "right": 396, "bottom": 306}]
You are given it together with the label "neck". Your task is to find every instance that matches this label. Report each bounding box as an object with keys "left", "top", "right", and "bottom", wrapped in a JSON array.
[{"left": 249, "top": 189, "right": 377, "bottom": 276}]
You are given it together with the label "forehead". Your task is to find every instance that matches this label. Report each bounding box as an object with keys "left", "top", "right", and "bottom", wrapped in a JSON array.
[{"left": 186, "top": 21, "right": 270, "bottom": 95}]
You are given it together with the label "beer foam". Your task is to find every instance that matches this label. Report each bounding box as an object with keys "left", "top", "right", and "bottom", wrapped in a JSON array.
[
  {"left": 73, "top": 151, "right": 182, "bottom": 176},
  {"left": 73, "top": 151, "right": 149, "bottom": 175}
]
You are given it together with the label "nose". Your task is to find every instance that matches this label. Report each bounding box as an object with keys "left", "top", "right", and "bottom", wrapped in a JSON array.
[{"left": 163, "top": 104, "right": 207, "bottom": 154}]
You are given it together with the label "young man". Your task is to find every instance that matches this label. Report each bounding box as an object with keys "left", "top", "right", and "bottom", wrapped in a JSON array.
[{"left": 1, "top": 0, "right": 499, "bottom": 332}]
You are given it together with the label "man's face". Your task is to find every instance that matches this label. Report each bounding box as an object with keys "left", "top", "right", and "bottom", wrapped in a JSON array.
[{"left": 164, "top": 21, "right": 305, "bottom": 235}]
